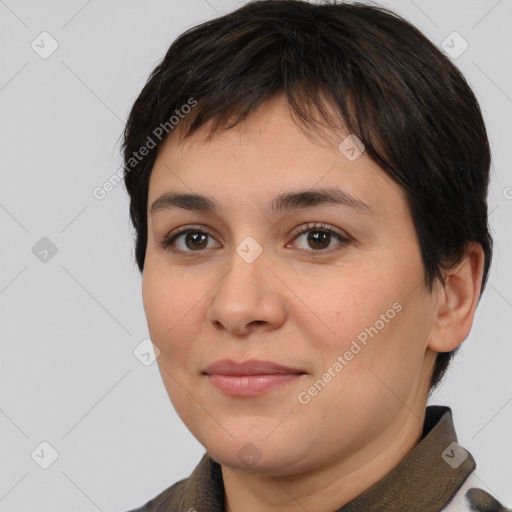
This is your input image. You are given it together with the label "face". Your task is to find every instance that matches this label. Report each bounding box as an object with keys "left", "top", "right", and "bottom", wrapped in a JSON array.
[{"left": 142, "top": 93, "right": 439, "bottom": 476}]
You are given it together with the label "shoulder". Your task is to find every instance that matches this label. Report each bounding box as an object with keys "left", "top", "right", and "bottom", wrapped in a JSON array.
[
  {"left": 125, "top": 452, "right": 224, "bottom": 512},
  {"left": 126, "top": 478, "right": 188, "bottom": 512},
  {"left": 443, "top": 472, "right": 511, "bottom": 512}
]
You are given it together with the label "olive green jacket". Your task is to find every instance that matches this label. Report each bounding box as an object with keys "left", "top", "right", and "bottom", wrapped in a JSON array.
[{"left": 128, "top": 406, "right": 510, "bottom": 511}]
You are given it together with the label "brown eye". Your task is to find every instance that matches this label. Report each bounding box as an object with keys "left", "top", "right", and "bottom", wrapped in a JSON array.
[
  {"left": 289, "top": 223, "right": 350, "bottom": 253},
  {"left": 160, "top": 227, "right": 221, "bottom": 253},
  {"left": 182, "top": 232, "right": 209, "bottom": 250},
  {"left": 305, "top": 230, "right": 332, "bottom": 250}
]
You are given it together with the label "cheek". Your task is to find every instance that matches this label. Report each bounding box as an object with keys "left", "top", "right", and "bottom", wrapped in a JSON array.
[
  {"left": 141, "top": 262, "right": 206, "bottom": 363},
  {"left": 297, "top": 270, "right": 396, "bottom": 348},
  {"left": 300, "top": 265, "right": 427, "bottom": 383},
  {"left": 141, "top": 264, "right": 208, "bottom": 416}
]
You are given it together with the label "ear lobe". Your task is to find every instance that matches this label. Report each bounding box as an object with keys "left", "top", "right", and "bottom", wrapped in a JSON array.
[{"left": 427, "top": 242, "right": 485, "bottom": 353}]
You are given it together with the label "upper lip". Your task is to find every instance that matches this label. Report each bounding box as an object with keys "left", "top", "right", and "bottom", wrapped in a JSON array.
[{"left": 203, "top": 359, "right": 305, "bottom": 376}]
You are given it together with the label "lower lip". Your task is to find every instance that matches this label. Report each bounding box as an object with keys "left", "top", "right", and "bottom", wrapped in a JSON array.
[{"left": 206, "top": 373, "right": 304, "bottom": 396}]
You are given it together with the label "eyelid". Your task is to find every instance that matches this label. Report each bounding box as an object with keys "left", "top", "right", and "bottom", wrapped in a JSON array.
[{"left": 289, "top": 222, "right": 349, "bottom": 241}]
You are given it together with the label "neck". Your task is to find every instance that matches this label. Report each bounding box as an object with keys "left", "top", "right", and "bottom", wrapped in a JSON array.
[{"left": 221, "top": 404, "right": 427, "bottom": 512}]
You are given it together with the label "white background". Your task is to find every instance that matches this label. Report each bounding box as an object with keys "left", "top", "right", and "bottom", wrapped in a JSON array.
[{"left": 0, "top": 0, "right": 511, "bottom": 510}]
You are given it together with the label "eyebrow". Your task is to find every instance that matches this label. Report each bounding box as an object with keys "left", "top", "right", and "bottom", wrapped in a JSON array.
[{"left": 150, "top": 187, "right": 374, "bottom": 217}]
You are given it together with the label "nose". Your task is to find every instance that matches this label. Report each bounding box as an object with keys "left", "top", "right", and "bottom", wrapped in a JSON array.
[{"left": 206, "top": 247, "right": 287, "bottom": 336}]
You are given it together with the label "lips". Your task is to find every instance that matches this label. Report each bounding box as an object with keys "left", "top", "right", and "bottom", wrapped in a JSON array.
[
  {"left": 203, "top": 358, "right": 306, "bottom": 376},
  {"left": 203, "top": 359, "right": 306, "bottom": 396}
]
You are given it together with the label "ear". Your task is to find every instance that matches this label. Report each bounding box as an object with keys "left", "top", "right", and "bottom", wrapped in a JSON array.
[{"left": 427, "top": 242, "right": 485, "bottom": 353}]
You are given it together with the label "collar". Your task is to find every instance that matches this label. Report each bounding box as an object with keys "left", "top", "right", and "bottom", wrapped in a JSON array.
[{"left": 177, "top": 405, "right": 475, "bottom": 512}]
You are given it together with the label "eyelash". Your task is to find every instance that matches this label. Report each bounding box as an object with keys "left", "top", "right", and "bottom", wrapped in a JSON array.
[{"left": 158, "top": 222, "right": 351, "bottom": 256}]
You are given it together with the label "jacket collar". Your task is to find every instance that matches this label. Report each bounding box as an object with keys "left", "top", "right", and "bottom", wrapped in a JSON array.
[
  {"left": 335, "top": 405, "right": 475, "bottom": 511},
  {"left": 178, "top": 405, "right": 475, "bottom": 511}
]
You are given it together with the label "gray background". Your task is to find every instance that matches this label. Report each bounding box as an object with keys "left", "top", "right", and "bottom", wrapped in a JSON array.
[{"left": 0, "top": 0, "right": 511, "bottom": 510}]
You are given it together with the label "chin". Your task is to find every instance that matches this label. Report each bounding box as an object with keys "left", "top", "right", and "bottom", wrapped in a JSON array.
[{"left": 203, "top": 435, "right": 304, "bottom": 475}]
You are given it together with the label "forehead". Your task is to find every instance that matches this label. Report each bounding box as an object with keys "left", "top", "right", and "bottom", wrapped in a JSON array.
[{"left": 147, "top": 94, "right": 407, "bottom": 220}]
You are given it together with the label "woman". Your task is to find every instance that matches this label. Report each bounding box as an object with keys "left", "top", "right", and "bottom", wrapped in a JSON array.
[{"left": 122, "top": 1, "right": 509, "bottom": 510}]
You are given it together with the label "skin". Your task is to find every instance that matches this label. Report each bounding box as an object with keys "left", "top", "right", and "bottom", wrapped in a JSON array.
[{"left": 141, "top": 92, "right": 485, "bottom": 512}]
